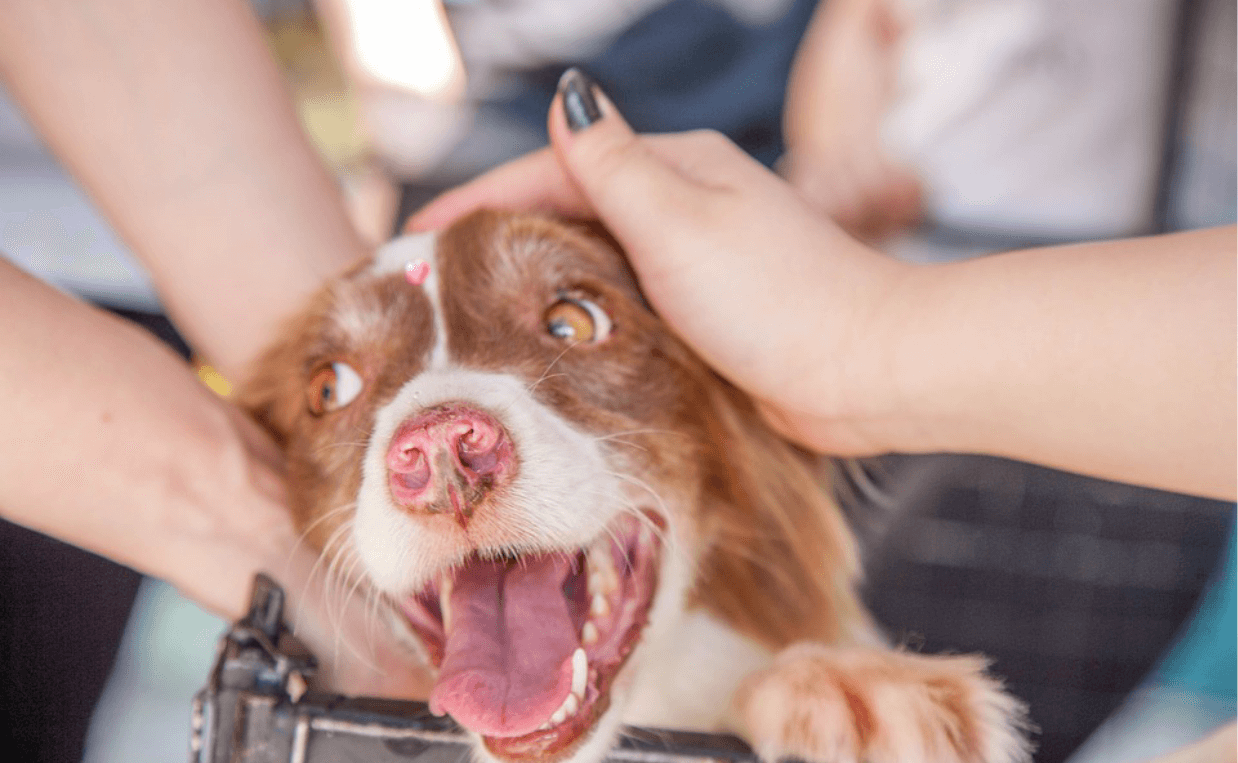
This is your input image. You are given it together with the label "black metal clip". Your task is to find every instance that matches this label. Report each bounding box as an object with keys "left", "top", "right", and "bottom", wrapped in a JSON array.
[{"left": 191, "top": 574, "right": 762, "bottom": 763}]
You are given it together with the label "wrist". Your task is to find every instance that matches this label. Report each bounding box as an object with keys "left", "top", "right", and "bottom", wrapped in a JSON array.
[
  {"left": 828, "top": 256, "right": 946, "bottom": 456},
  {"left": 148, "top": 398, "right": 297, "bottom": 620}
]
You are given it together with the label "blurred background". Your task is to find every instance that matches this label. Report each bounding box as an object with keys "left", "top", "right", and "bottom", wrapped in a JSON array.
[{"left": 0, "top": 0, "right": 1233, "bottom": 761}]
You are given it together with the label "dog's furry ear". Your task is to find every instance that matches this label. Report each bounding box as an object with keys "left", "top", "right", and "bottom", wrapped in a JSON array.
[
  {"left": 690, "top": 379, "right": 872, "bottom": 649},
  {"left": 232, "top": 310, "right": 327, "bottom": 449},
  {"left": 232, "top": 340, "right": 303, "bottom": 449}
]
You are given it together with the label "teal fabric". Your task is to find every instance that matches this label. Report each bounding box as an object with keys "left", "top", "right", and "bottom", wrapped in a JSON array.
[{"left": 1154, "top": 515, "right": 1237, "bottom": 704}]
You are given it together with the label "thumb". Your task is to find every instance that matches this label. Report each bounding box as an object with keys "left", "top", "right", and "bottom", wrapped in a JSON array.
[{"left": 548, "top": 70, "right": 701, "bottom": 250}]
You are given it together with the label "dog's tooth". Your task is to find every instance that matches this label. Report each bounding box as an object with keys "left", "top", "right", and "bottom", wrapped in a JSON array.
[
  {"left": 591, "top": 593, "right": 609, "bottom": 618},
  {"left": 547, "top": 690, "right": 579, "bottom": 730},
  {"left": 571, "top": 647, "right": 588, "bottom": 699},
  {"left": 439, "top": 574, "right": 454, "bottom": 631},
  {"left": 587, "top": 542, "right": 619, "bottom": 596},
  {"left": 581, "top": 621, "right": 599, "bottom": 646},
  {"left": 538, "top": 722, "right": 552, "bottom": 732},
  {"left": 586, "top": 549, "right": 602, "bottom": 596}
]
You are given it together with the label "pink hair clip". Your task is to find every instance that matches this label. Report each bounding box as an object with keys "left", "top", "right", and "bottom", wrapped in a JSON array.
[{"left": 405, "top": 259, "right": 431, "bottom": 286}]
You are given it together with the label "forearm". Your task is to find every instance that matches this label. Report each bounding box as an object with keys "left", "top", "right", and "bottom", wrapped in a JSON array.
[
  {"left": 0, "top": 0, "right": 365, "bottom": 380},
  {"left": 0, "top": 258, "right": 294, "bottom": 619},
  {"left": 874, "top": 226, "right": 1236, "bottom": 500}
]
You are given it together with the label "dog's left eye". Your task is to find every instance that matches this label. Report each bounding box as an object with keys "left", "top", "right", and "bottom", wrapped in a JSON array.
[
  {"left": 307, "top": 361, "right": 364, "bottom": 415},
  {"left": 545, "top": 296, "right": 612, "bottom": 343}
]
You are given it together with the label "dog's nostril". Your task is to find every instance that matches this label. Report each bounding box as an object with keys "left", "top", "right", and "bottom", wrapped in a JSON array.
[
  {"left": 392, "top": 444, "right": 424, "bottom": 468},
  {"left": 389, "top": 447, "right": 431, "bottom": 490},
  {"left": 457, "top": 433, "right": 503, "bottom": 474},
  {"left": 394, "top": 468, "right": 430, "bottom": 493}
]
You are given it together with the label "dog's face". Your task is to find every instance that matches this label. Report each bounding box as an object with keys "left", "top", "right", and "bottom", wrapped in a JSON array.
[{"left": 240, "top": 210, "right": 860, "bottom": 763}]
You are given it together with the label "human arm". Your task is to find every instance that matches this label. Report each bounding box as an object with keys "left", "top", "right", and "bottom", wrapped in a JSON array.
[
  {"left": 411, "top": 76, "right": 1236, "bottom": 502},
  {"left": 0, "top": 0, "right": 366, "bottom": 381},
  {"left": 780, "top": 0, "right": 921, "bottom": 240},
  {"left": 0, "top": 257, "right": 432, "bottom": 697}
]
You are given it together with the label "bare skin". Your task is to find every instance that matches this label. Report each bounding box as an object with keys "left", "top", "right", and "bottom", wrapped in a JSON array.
[
  {"left": 0, "top": 0, "right": 428, "bottom": 696},
  {"left": 411, "top": 87, "right": 1236, "bottom": 763},
  {"left": 0, "top": 0, "right": 365, "bottom": 380},
  {"left": 0, "top": 259, "right": 431, "bottom": 698},
  {"left": 411, "top": 88, "right": 1236, "bottom": 504},
  {"left": 780, "top": 0, "right": 922, "bottom": 241}
]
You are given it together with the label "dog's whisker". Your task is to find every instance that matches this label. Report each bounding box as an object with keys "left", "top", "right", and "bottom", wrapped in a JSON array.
[
  {"left": 314, "top": 439, "right": 369, "bottom": 456},
  {"left": 527, "top": 341, "right": 581, "bottom": 395},
  {"left": 606, "top": 471, "right": 672, "bottom": 520},
  {"left": 526, "top": 371, "right": 569, "bottom": 395},
  {"left": 322, "top": 540, "right": 379, "bottom": 674},
  {"left": 295, "top": 502, "right": 357, "bottom": 545},
  {"left": 291, "top": 518, "right": 355, "bottom": 638},
  {"left": 333, "top": 549, "right": 385, "bottom": 673},
  {"left": 593, "top": 428, "right": 687, "bottom": 444},
  {"left": 282, "top": 502, "right": 356, "bottom": 582},
  {"left": 318, "top": 523, "right": 360, "bottom": 632}
]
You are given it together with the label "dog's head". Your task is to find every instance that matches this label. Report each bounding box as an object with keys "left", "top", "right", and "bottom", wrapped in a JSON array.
[{"left": 239, "top": 210, "right": 862, "bottom": 762}]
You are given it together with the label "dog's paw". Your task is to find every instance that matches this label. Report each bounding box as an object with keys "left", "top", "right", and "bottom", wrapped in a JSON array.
[{"left": 733, "top": 643, "right": 1031, "bottom": 763}]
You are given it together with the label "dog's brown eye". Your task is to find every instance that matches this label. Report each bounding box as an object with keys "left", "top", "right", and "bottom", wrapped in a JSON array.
[
  {"left": 307, "top": 361, "right": 364, "bottom": 415},
  {"left": 545, "top": 297, "right": 612, "bottom": 343}
]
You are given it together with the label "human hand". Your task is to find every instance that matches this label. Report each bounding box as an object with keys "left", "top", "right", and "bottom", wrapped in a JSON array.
[
  {"left": 0, "top": 258, "right": 430, "bottom": 700},
  {"left": 411, "top": 71, "right": 912, "bottom": 456},
  {"left": 780, "top": 0, "right": 922, "bottom": 241}
]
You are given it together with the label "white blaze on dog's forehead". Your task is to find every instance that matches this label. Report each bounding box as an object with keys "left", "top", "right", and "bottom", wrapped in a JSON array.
[
  {"left": 372, "top": 231, "right": 438, "bottom": 275},
  {"left": 371, "top": 231, "right": 449, "bottom": 367}
]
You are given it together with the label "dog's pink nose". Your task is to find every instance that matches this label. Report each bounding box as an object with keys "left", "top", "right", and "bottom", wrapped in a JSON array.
[{"left": 386, "top": 404, "right": 514, "bottom": 527}]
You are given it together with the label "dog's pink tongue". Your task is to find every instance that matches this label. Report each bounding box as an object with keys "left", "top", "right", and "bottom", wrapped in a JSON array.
[{"left": 429, "top": 556, "right": 577, "bottom": 738}]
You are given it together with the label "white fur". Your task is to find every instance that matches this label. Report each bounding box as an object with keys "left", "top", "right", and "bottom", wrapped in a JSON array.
[
  {"left": 353, "top": 368, "right": 626, "bottom": 594},
  {"left": 371, "top": 231, "right": 449, "bottom": 367},
  {"left": 623, "top": 611, "right": 772, "bottom": 731}
]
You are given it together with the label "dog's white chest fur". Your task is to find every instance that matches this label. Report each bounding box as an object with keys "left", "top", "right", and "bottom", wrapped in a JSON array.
[{"left": 622, "top": 612, "right": 771, "bottom": 731}]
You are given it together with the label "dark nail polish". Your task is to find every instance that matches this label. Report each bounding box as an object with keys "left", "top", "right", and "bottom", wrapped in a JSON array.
[{"left": 558, "top": 68, "right": 603, "bottom": 132}]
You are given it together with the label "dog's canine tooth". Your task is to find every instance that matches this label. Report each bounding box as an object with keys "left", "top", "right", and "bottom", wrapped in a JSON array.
[
  {"left": 582, "top": 621, "right": 599, "bottom": 646},
  {"left": 549, "top": 691, "right": 580, "bottom": 728},
  {"left": 571, "top": 647, "right": 588, "bottom": 699}
]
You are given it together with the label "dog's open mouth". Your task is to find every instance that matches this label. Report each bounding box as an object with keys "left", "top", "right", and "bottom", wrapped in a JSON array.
[{"left": 398, "top": 511, "right": 663, "bottom": 759}]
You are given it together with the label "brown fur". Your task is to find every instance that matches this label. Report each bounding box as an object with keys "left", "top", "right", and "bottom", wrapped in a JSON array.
[
  {"left": 236, "top": 209, "right": 1030, "bottom": 763},
  {"left": 736, "top": 645, "right": 1030, "bottom": 763}
]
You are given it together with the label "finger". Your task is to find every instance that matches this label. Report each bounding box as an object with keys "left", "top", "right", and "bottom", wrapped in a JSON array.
[
  {"left": 881, "top": 160, "right": 924, "bottom": 228},
  {"left": 406, "top": 128, "right": 745, "bottom": 235},
  {"left": 547, "top": 69, "right": 720, "bottom": 250},
  {"left": 406, "top": 147, "right": 595, "bottom": 233}
]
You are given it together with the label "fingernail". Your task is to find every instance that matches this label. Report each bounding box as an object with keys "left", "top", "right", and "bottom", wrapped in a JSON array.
[{"left": 558, "top": 68, "right": 603, "bottom": 132}]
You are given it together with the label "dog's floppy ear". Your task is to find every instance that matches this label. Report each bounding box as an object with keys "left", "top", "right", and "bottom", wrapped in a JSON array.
[
  {"left": 233, "top": 333, "right": 307, "bottom": 450},
  {"left": 690, "top": 377, "right": 872, "bottom": 649},
  {"left": 233, "top": 293, "right": 339, "bottom": 449}
]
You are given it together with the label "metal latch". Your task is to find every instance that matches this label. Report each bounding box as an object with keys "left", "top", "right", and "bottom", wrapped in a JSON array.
[{"left": 191, "top": 574, "right": 762, "bottom": 763}]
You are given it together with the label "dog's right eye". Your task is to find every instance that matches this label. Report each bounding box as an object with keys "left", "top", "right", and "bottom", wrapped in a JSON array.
[{"left": 307, "top": 361, "right": 364, "bottom": 416}]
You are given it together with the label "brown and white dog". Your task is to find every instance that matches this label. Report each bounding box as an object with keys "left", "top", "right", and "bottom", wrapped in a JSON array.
[{"left": 238, "top": 210, "right": 1030, "bottom": 763}]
